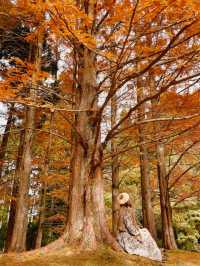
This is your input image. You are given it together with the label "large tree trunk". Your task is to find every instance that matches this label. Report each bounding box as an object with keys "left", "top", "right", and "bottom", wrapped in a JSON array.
[
  {"left": 111, "top": 95, "right": 119, "bottom": 236},
  {"left": 65, "top": 1, "right": 116, "bottom": 248},
  {"left": 65, "top": 39, "right": 119, "bottom": 249},
  {"left": 66, "top": 43, "right": 96, "bottom": 246},
  {"left": 156, "top": 142, "right": 177, "bottom": 249}
]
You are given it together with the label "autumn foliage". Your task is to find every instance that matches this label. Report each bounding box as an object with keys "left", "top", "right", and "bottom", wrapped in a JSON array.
[{"left": 0, "top": 0, "right": 200, "bottom": 255}]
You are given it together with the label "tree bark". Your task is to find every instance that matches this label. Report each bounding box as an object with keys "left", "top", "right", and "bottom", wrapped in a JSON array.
[
  {"left": 5, "top": 129, "right": 24, "bottom": 252},
  {"left": 65, "top": 37, "right": 119, "bottom": 249},
  {"left": 35, "top": 112, "right": 53, "bottom": 249},
  {"left": 0, "top": 103, "right": 14, "bottom": 251},
  {"left": 138, "top": 125, "right": 157, "bottom": 240},
  {"left": 64, "top": 1, "right": 109, "bottom": 248},
  {"left": 9, "top": 35, "right": 42, "bottom": 252},
  {"left": 35, "top": 183, "right": 47, "bottom": 249},
  {"left": 148, "top": 77, "right": 177, "bottom": 249},
  {"left": 9, "top": 105, "right": 35, "bottom": 252},
  {"left": 156, "top": 142, "right": 177, "bottom": 249},
  {"left": 136, "top": 79, "right": 157, "bottom": 240},
  {"left": 66, "top": 46, "right": 98, "bottom": 247},
  {"left": 0, "top": 104, "right": 14, "bottom": 178},
  {"left": 111, "top": 95, "right": 119, "bottom": 237}
]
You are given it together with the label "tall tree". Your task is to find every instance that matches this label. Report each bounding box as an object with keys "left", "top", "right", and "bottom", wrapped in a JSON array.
[
  {"left": 0, "top": 104, "right": 14, "bottom": 178},
  {"left": 136, "top": 78, "right": 157, "bottom": 240},
  {"left": 5, "top": 130, "right": 24, "bottom": 251},
  {"left": 156, "top": 141, "right": 177, "bottom": 249},
  {"left": 111, "top": 94, "right": 120, "bottom": 236},
  {"left": 1, "top": 0, "right": 200, "bottom": 252},
  {"left": 35, "top": 112, "right": 53, "bottom": 248},
  {"left": 9, "top": 34, "right": 43, "bottom": 251}
]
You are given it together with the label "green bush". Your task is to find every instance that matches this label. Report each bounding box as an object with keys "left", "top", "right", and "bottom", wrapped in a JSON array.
[{"left": 174, "top": 209, "right": 200, "bottom": 251}]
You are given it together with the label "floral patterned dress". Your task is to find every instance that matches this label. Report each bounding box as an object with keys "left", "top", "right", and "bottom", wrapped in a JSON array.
[{"left": 117, "top": 207, "right": 162, "bottom": 261}]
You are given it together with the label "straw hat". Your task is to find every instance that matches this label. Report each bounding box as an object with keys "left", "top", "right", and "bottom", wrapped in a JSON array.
[{"left": 117, "top": 192, "right": 130, "bottom": 205}]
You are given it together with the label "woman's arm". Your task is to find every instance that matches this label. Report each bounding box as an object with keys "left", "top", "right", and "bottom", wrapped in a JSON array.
[
  {"left": 124, "top": 211, "right": 140, "bottom": 236},
  {"left": 124, "top": 209, "right": 143, "bottom": 242}
]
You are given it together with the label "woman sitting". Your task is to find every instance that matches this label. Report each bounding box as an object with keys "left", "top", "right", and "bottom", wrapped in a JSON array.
[{"left": 117, "top": 192, "right": 162, "bottom": 262}]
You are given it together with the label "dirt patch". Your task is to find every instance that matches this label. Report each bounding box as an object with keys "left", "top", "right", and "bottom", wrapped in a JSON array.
[{"left": 0, "top": 248, "right": 199, "bottom": 266}]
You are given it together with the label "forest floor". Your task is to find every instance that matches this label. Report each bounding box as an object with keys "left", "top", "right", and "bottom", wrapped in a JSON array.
[{"left": 0, "top": 248, "right": 200, "bottom": 266}]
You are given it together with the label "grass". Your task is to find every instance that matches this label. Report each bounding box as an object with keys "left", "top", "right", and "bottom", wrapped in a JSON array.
[{"left": 0, "top": 248, "right": 200, "bottom": 266}]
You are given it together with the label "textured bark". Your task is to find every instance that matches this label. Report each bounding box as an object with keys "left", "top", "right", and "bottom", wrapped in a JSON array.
[
  {"left": 35, "top": 183, "right": 47, "bottom": 249},
  {"left": 0, "top": 104, "right": 14, "bottom": 251},
  {"left": 0, "top": 104, "right": 14, "bottom": 178},
  {"left": 65, "top": 37, "right": 119, "bottom": 249},
  {"left": 66, "top": 47, "right": 97, "bottom": 247},
  {"left": 138, "top": 127, "right": 157, "bottom": 240},
  {"left": 5, "top": 130, "right": 24, "bottom": 251},
  {"left": 65, "top": 1, "right": 106, "bottom": 246},
  {"left": 156, "top": 143, "right": 177, "bottom": 249},
  {"left": 149, "top": 76, "right": 177, "bottom": 249},
  {"left": 35, "top": 113, "right": 53, "bottom": 249},
  {"left": 137, "top": 79, "right": 157, "bottom": 240},
  {"left": 111, "top": 95, "right": 119, "bottom": 237},
  {"left": 9, "top": 35, "right": 42, "bottom": 252},
  {"left": 9, "top": 105, "right": 35, "bottom": 252}
]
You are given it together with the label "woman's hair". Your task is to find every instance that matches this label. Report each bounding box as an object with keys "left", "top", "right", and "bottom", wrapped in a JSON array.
[{"left": 121, "top": 199, "right": 132, "bottom": 207}]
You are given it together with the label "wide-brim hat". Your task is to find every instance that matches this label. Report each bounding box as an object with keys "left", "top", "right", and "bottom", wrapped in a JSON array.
[{"left": 117, "top": 192, "right": 130, "bottom": 205}]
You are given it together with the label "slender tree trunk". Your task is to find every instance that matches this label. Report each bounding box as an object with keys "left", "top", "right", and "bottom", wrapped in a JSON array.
[
  {"left": 138, "top": 125, "right": 157, "bottom": 240},
  {"left": 0, "top": 104, "right": 14, "bottom": 177},
  {"left": 35, "top": 112, "right": 53, "bottom": 249},
  {"left": 156, "top": 142, "right": 177, "bottom": 249},
  {"left": 9, "top": 35, "right": 42, "bottom": 252},
  {"left": 0, "top": 104, "right": 14, "bottom": 251},
  {"left": 35, "top": 183, "right": 47, "bottom": 248},
  {"left": 148, "top": 71, "right": 177, "bottom": 249},
  {"left": 9, "top": 105, "right": 35, "bottom": 252},
  {"left": 136, "top": 78, "right": 157, "bottom": 240},
  {"left": 111, "top": 95, "right": 119, "bottom": 236},
  {"left": 5, "top": 130, "right": 24, "bottom": 252}
]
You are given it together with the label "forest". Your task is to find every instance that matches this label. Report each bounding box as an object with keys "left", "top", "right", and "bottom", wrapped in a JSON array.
[{"left": 1, "top": 0, "right": 200, "bottom": 265}]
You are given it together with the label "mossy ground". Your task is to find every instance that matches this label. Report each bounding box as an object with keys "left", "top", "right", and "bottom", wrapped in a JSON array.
[{"left": 0, "top": 248, "right": 199, "bottom": 266}]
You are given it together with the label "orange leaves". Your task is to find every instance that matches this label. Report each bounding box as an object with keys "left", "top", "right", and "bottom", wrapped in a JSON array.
[
  {"left": 175, "top": 0, "right": 200, "bottom": 11},
  {"left": 43, "top": 0, "right": 96, "bottom": 49},
  {"left": 59, "top": 71, "right": 73, "bottom": 94},
  {"left": 7, "top": 0, "right": 96, "bottom": 49},
  {"left": 8, "top": 57, "right": 48, "bottom": 81},
  {"left": 46, "top": 213, "right": 65, "bottom": 223},
  {"left": 73, "top": 30, "right": 96, "bottom": 49},
  {"left": 51, "top": 159, "right": 70, "bottom": 170},
  {"left": 99, "top": 50, "right": 118, "bottom": 62},
  {"left": 40, "top": 173, "right": 68, "bottom": 185},
  {"left": 40, "top": 174, "right": 68, "bottom": 202},
  {"left": 0, "top": 82, "right": 16, "bottom": 101},
  {"left": 46, "top": 0, "right": 92, "bottom": 25},
  {"left": 160, "top": 91, "right": 200, "bottom": 117}
]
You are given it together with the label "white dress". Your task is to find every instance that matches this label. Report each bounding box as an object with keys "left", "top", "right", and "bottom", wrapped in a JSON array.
[{"left": 117, "top": 210, "right": 162, "bottom": 261}]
